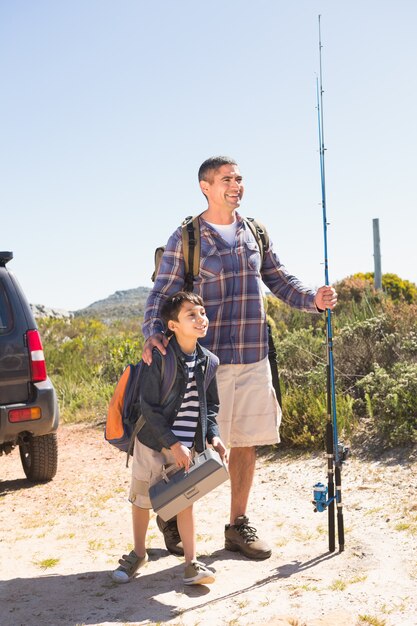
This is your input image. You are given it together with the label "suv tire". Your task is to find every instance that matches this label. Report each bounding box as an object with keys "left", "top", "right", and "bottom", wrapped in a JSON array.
[{"left": 19, "top": 433, "right": 58, "bottom": 482}]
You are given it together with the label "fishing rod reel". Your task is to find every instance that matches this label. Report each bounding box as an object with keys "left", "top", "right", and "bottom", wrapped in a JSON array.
[
  {"left": 312, "top": 442, "right": 349, "bottom": 513},
  {"left": 312, "top": 482, "right": 330, "bottom": 513}
]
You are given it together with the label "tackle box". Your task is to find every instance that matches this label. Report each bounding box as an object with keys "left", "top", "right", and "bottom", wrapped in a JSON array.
[{"left": 149, "top": 448, "right": 229, "bottom": 521}]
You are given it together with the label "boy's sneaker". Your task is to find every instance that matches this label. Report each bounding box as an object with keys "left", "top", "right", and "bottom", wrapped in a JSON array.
[
  {"left": 156, "top": 515, "right": 184, "bottom": 556},
  {"left": 224, "top": 515, "right": 271, "bottom": 560},
  {"left": 111, "top": 550, "right": 148, "bottom": 583},
  {"left": 183, "top": 560, "right": 215, "bottom": 585}
]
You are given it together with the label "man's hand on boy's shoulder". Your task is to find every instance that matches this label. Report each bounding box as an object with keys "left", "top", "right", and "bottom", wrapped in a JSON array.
[
  {"left": 211, "top": 437, "right": 228, "bottom": 465},
  {"left": 142, "top": 332, "right": 169, "bottom": 365}
]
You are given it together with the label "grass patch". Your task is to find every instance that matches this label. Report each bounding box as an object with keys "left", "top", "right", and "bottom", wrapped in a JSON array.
[
  {"left": 395, "top": 521, "right": 417, "bottom": 535},
  {"left": 293, "top": 527, "right": 316, "bottom": 542},
  {"left": 57, "top": 532, "right": 76, "bottom": 540},
  {"left": 33, "top": 557, "right": 60, "bottom": 570},
  {"left": 364, "top": 507, "right": 383, "bottom": 516},
  {"left": 91, "top": 492, "right": 113, "bottom": 506},
  {"left": 358, "top": 616, "right": 386, "bottom": 626},
  {"left": 330, "top": 579, "right": 347, "bottom": 591},
  {"left": 88, "top": 539, "right": 104, "bottom": 551},
  {"left": 380, "top": 597, "right": 409, "bottom": 614},
  {"left": 330, "top": 574, "right": 367, "bottom": 591},
  {"left": 236, "top": 599, "right": 249, "bottom": 609}
]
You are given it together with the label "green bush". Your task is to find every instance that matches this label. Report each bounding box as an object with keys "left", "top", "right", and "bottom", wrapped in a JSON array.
[
  {"left": 270, "top": 273, "right": 417, "bottom": 449},
  {"left": 280, "top": 384, "right": 355, "bottom": 449},
  {"left": 356, "top": 363, "right": 417, "bottom": 446},
  {"left": 333, "top": 315, "right": 399, "bottom": 393},
  {"left": 266, "top": 295, "right": 325, "bottom": 338},
  {"left": 38, "top": 317, "right": 144, "bottom": 423},
  {"left": 274, "top": 326, "right": 326, "bottom": 388},
  {"left": 351, "top": 272, "right": 417, "bottom": 304},
  {"left": 331, "top": 276, "right": 385, "bottom": 326}
]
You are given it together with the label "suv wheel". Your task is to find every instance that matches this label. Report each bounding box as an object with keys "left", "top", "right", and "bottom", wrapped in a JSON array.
[{"left": 19, "top": 433, "right": 58, "bottom": 482}]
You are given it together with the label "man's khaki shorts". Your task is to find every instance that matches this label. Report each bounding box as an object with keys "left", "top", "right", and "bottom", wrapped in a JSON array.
[
  {"left": 129, "top": 439, "right": 177, "bottom": 509},
  {"left": 215, "top": 356, "right": 281, "bottom": 448}
]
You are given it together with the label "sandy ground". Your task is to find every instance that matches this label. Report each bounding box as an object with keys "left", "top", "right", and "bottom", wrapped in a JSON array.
[{"left": 1, "top": 424, "right": 417, "bottom": 626}]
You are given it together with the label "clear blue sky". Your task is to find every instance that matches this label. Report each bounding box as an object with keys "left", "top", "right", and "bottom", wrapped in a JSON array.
[{"left": 1, "top": 0, "right": 416, "bottom": 311}]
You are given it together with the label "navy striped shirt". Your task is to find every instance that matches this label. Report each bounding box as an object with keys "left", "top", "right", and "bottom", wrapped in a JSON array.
[{"left": 171, "top": 353, "right": 199, "bottom": 448}]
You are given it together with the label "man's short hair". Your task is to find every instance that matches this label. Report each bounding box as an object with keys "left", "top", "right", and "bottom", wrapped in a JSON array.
[
  {"left": 198, "top": 156, "right": 237, "bottom": 183},
  {"left": 161, "top": 291, "right": 205, "bottom": 326}
]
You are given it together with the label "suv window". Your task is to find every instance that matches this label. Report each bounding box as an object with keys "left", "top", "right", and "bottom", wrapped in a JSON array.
[{"left": 0, "top": 282, "right": 13, "bottom": 334}]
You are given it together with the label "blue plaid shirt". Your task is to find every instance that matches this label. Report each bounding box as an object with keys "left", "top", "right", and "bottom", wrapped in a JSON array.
[{"left": 143, "top": 213, "right": 319, "bottom": 365}]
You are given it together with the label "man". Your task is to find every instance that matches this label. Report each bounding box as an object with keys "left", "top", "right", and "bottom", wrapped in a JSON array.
[{"left": 142, "top": 156, "right": 337, "bottom": 560}]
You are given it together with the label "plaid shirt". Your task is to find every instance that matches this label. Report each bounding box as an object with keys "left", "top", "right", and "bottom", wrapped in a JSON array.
[{"left": 143, "top": 213, "right": 319, "bottom": 365}]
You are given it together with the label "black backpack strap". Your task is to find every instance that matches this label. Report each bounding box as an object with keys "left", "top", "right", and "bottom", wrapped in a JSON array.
[
  {"left": 244, "top": 217, "right": 270, "bottom": 263},
  {"left": 203, "top": 351, "right": 219, "bottom": 390},
  {"left": 126, "top": 414, "right": 146, "bottom": 465},
  {"left": 181, "top": 216, "right": 200, "bottom": 292},
  {"left": 267, "top": 323, "right": 282, "bottom": 408},
  {"left": 151, "top": 246, "right": 165, "bottom": 282},
  {"left": 160, "top": 342, "right": 178, "bottom": 403}
]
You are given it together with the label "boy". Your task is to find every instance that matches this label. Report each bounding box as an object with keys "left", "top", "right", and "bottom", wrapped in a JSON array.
[{"left": 112, "top": 291, "right": 227, "bottom": 585}]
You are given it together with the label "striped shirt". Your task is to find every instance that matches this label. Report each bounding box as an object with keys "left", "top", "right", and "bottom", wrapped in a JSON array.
[
  {"left": 143, "top": 212, "right": 318, "bottom": 365},
  {"left": 171, "top": 352, "right": 199, "bottom": 448}
]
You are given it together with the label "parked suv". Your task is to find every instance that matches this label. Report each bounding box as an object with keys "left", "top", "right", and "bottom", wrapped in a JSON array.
[{"left": 0, "top": 251, "right": 59, "bottom": 482}]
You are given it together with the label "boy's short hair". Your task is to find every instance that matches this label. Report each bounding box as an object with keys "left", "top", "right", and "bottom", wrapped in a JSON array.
[{"left": 161, "top": 291, "right": 205, "bottom": 327}]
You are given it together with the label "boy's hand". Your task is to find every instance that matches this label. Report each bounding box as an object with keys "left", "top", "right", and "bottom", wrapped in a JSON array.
[
  {"left": 211, "top": 437, "right": 228, "bottom": 465},
  {"left": 170, "top": 441, "right": 192, "bottom": 470}
]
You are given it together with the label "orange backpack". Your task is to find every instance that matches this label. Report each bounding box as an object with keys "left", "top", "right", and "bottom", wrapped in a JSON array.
[{"left": 105, "top": 352, "right": 176, "bottom": 457}]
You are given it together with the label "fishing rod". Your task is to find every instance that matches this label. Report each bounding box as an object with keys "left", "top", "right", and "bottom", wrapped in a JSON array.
[{"left": 312, "top": 15, "right": 348, "bottom": 553}]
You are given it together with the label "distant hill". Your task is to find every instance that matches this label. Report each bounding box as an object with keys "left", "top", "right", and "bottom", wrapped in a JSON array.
[
  {"left": 31, "top": 287, "right": 151, "bottom": 321},
  {"left": 31, "top": 304, "right": 74, "bottom": 319},
  {"left": 74, "top": 286, "right": 151, "bottom": 321}
]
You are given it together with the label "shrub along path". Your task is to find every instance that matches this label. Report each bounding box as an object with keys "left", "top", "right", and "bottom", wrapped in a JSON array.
[{"left": 1, "top": 424, "right": 416, "bottom": 626}]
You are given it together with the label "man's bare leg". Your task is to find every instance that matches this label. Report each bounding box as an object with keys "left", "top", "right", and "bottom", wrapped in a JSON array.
[{"left": 228, "top": 446, "right": 256, "bottom": 524}]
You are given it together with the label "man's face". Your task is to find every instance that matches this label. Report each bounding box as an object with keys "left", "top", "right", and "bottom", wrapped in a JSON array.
[{"left": 200, "top": 163, "right": 244, "bottom": 211}]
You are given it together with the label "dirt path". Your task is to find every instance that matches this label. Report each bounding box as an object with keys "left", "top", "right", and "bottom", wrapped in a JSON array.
[{"left": 1, "top": 424, "right": 416, "bottom": 626}]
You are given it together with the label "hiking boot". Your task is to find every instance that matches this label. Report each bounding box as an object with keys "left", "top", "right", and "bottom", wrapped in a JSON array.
[
  {"left": 224, "top": 515, "right": 272, "bottom": 560},
  {"left": 156, "top": 515, "right": 184, "bottom": 556},
  {"left": 111, "top": 549, "right": 148, "bottom": 583},
  {"left": 183, "top": 560, "right": 215, "bottom": 585}
]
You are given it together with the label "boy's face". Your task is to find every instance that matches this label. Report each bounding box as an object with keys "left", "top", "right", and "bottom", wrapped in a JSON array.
[{"left": 168, "top": 301, "right": 208, "bottom": 341}]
